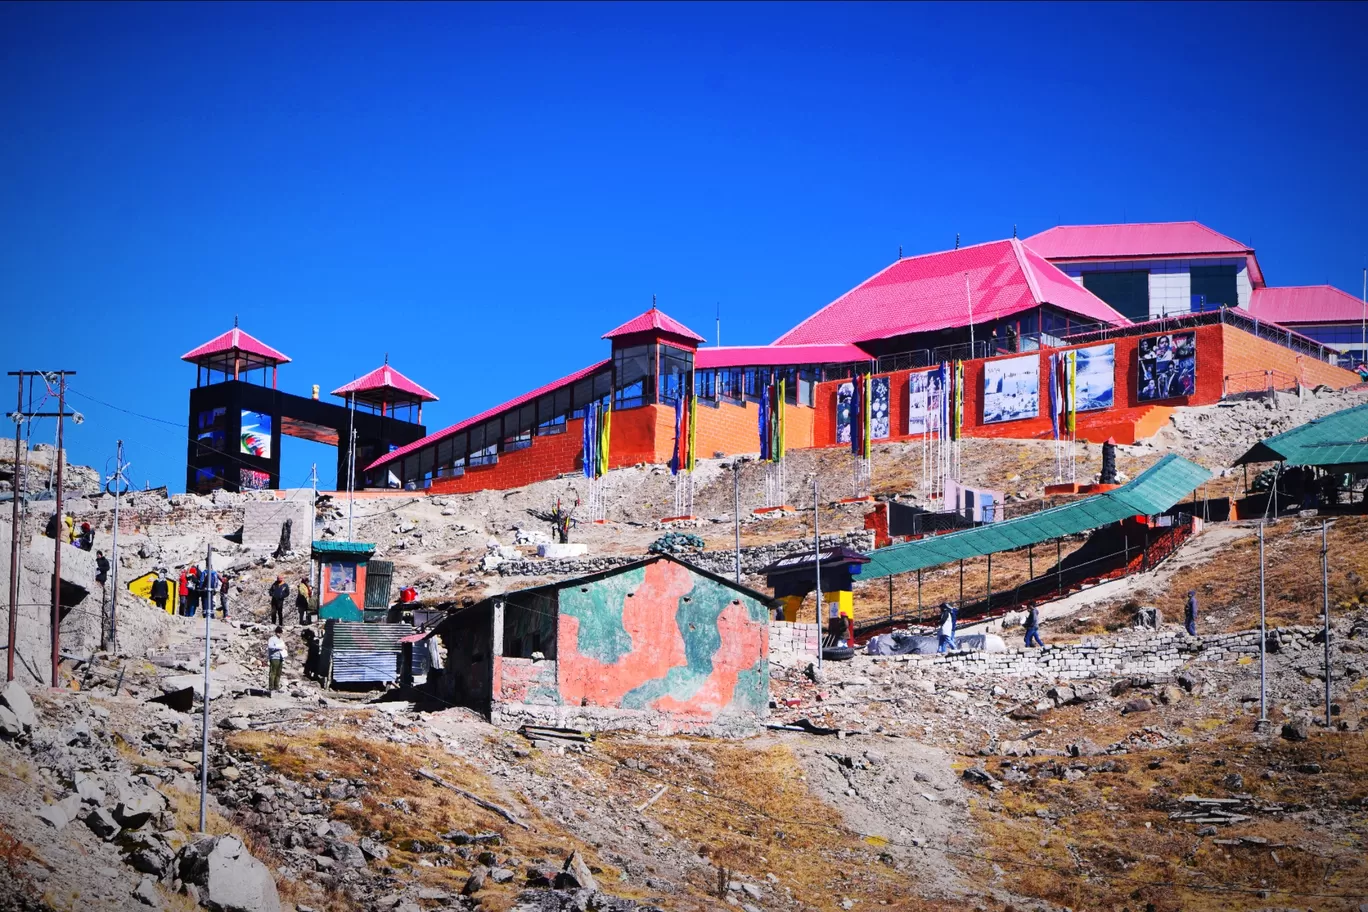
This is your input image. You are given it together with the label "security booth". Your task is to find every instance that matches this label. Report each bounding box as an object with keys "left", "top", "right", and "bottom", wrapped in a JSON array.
[
  {"left": 762, "top": 547, "right": 870, "bottom": 643},
  {"left": 311, "top": 540, "right": 393, "bottom": 622}
]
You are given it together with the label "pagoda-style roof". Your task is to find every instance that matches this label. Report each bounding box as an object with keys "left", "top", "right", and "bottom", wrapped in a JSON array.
[
  {"left": 181, "top": 326, "right": 291, "bottom": 364},
  {"left": 602, "top": 306, "right": 706, "bottom": 344},
  {"left": 331, "top": 363, "right": 438, "bottom": 403}
]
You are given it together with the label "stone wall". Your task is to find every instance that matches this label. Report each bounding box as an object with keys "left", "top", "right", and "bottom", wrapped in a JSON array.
[
  {"left": 769, "top": 621, "right": 821, "bottom": 662},
  {"left": 242, "top": 496, "right": 314, "bottom": 552},
  {"left": 904, "top": 625, "right": 1330, "bottom": 679},
  {"left": 496, "top": 530, "right": 875, "bottom": 579}
]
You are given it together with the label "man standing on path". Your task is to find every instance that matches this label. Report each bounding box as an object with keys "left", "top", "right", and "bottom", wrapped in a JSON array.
[
  {"left": 218, "top": 572, "right": 230, "bottom": 619},
  {"left": 150, "top": 573, "right": 170, "bottom": 614},
  {"left": 268, "top": 576, "right": 289, "bottom": 627},
  {"left": 1184, "top": 590, "right": 1198, "bottom": 636},
  {"left": 178, "top": 568, "right": 189, "bottom": 616},
  {"left": 267, "top": 627, "right": 287, "bottom": 693},
  {"left": 1024, "top": 604, "right": 1045, "bottom": 648},
  {"left": 94, "top": 550, "right": 110, "bottom": 586}
]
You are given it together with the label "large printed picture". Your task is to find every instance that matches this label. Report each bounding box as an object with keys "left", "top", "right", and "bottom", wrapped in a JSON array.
[
  {"left": 835, "top": 381, "right": 854, "bottom": 445},
  {"left": 1074, "top": 344, "right": 1116, "bottom": 411},
  {"left": 907, "top": 370, "right": 943, "bottom": 435},
  {"left": 870, "top": 376, "right": 890, "bottom": 440},
  {"left": 240, "top": 410, "right": 273, "bottom": 459},
  {"left": 983, "top": 355, "right": 1039, "bottom": 423},
  {"left": 1138, "top": 332, "right": 1196, "bottom": 402},
  {"left": 239, "top": 468, "right": 271, "bottom": 490}
]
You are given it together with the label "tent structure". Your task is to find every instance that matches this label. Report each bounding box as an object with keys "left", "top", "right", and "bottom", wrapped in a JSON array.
[
  {"left": 1234, "top": 403, "right": 1368, "bottom": 471},
  {"left": 861, "top": 454, "right": 1212, "bottom": 580}
]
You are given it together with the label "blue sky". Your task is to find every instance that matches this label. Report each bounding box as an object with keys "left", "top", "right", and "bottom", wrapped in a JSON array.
[{"left": 2, "top": 1, "right": 1365, "bottom": 491}]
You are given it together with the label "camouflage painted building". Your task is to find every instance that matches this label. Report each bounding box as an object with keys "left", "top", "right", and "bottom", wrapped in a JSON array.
[{"left": 429, "top": 554, "right": 774, "bottom": 736}]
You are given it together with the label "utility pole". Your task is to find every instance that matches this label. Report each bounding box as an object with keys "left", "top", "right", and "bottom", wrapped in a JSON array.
[
  {"left": 1321, "top": 520, "right": 1332, "bottom": 729},
  {"left": 732, "top": 458, "right": 741, "bottom": 583},
  {"left": 346, "top": 394, "right": 356, "bottom": 542},
  {"left": 106, "top": 441, "right": 130, "bottom": 655},
  {"left": 309, "top": 463, "right": 318, "bottom": 542},
  {"left": 813, "top": 473, "right": 823, "bottom": 673},
  {"left": 200, "top": 541, "right": 213, "bottom": 833},
  {"left": 1258, "top": 521, "right": 1267, "bottom": 729},
  {"left": 6, "top": 373, "right": 23, "bottom": 683},
  {"left": 41, "top": 371, "right": 78, "bottom": 689}
]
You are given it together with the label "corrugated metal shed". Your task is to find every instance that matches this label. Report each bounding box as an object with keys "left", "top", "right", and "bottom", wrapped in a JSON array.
[
  {"left": 861, "top": 454, "right": 1211, "bottom": 579},
  {"left": 323, "top": 621, "right": 428, "bottom": 684},
  {"left": 1236, "top": 404, "right": 1368, "bottom": 469}
]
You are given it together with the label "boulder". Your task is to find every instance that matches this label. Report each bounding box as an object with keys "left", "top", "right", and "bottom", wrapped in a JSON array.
[
  {"left": 0, "top": 706, "right": 22, "bottom": 740},
  {"left": 123, "top": 831, "right": 175, "bottom": 878},
  {"left": 85, "top": 807, "right": 121, "bottom": 840},
  {"left": 1068, "top": 739, "right": 1102, "bottom": 758},
  {"left": 177, "top": 835, "right": 281, "bottom": 912},
  {"left": 74, "top": 772, "right": 106, "bottom": 806},
  {"left": 358, "top": 837, "right": 389, "bottom": 862},
  {"left": 325, "top": 839, "right": 367, "bottom": 868},
  {"left": 1157, "top": 685, "right": 1184, "bottom": 706},
  {"left": 462, "top": 866, "right": 488, "bottom": 896},
  {"left": 555, "top": 850, "right": 598, "bottom": 892},
  {"left": 114, "top": 788, "right": 169, "bottom": 830},
  {"left": 1046, "top": 686, "right": 1076, "bottom": 706},
  {"left": 132, "top": 875, "right": 160, "bottom": 908},
  {"left": 0, "top": 682, "right": 38, "bottom": 732},
  {"left": 1120, "top": 698, "right": 1153, "bottom": 715},
  {"left": 37, "top": 793, "right": 82, "bottom": 830},
  {"left": 1281, "top": 720, "right": 1310, "bottom": 742}
]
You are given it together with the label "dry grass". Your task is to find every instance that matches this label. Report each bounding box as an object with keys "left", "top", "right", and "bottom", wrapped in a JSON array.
[
  {"left": 1077, "top": 515, "right": 1368, "bottom": 636},
  {"left": 225, "top": 724, "right": 610, "bottom": 912},
  {"left": 594, "top": 737, "right": 974, "bottom": 912},
  {"left": 966, "top": 729, "right": 1368, "bottom": 912}
]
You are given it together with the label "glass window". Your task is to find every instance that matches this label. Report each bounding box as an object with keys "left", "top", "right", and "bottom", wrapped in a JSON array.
[
  {"left": 1083, "top": 270, "right": 1150, "bottom": 321},
  {"left": 695, "top": 369, "right": 717, "bottom": 401},
  {"left": 613, "top": 344, "right": 653, "bottom": 409},
  {"left": 658, "top": 346, "right": 693, "bottom": 404},
  {"left": 1190, "top": 265, "right": 1238, "bottom": 311}
]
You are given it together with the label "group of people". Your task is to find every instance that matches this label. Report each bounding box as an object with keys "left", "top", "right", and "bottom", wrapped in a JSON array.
[
  {"left": 142, "top": 566, "right": 231, "bottom": 618},
  {"left": 935, "top": 600, "right": 1047, "bottom": 651},
  {"left": 267, "top": 576, "right": 313, "bottom": 626},
  {"left": 44, "top": 513, "right": 95, "bottom": 551}
]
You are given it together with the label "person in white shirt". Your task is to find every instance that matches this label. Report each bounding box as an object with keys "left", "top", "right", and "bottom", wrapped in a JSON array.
[{"left": 267, "top": 627, "right": 287, "bottom": 692}]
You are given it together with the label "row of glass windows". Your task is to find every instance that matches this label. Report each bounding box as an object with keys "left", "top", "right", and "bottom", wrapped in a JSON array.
[
  {"left": 1081, "top": 265, "right": 1240, "bottom": 323},
  {"left": 372, "top": 352, "right": 860, "bottom": 488},
  {"left": 1295, "top": 324, "right": 1368, "bottom": 346}
]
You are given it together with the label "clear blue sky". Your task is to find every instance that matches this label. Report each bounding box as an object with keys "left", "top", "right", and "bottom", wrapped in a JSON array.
[{"left": 3, "top": 1, "right": 1365, "bottom": 492}]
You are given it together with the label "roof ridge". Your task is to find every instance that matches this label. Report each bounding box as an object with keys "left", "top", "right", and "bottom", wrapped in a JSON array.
[{"left": 1010, "top": 238, "right": 1046, "bottom": 305}]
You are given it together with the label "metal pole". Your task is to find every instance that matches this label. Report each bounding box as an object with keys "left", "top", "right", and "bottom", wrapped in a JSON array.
[
  {"left": 1027, "top": 543, "right": 1033, "bottom": 579},
  {"left": 888, "top": 575, "right": 893, "bottom": 621},
  {"left": 732, "top": 458, "right": 741, "bottom": 583},
  {"left": 200, "top": 541, "right": 213, "bottom": 833},
  {"left": 310, "top": 463, "right": 318, "bottom": 542},
  {"left": 7, "top": 373, "right": 22, "bottom": 682},
  {"left": 985, "top": 553, "right": 992, "bottom": 611},
  {"left": 1322, "top": 520, "right": 1331, "bottom": 729},
  {"left": 1056, "top": 538, "right": 1062, "bottom": 597},
  {"left": 50, "top": 374, "right": 66, "bottom": 689},
  {"left": 109, "top": 440, "right": 123, "bottom": 654},
  {"left": 346, "top": 395, "right": 356, "bottom": 541},
  {"left": 1258, "top": 521, "right": 1267, "bottom": 726},
  {"left": 958, "top": 559, "right": 964, "bottom": 610},
  {"left": 813, "top": 474, "right": 823, "bottom": 673},
  {"left": 916, "top": 569, "right": 922, "bottom": 623}
]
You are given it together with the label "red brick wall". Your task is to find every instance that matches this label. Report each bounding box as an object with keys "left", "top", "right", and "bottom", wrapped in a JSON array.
[
  {"left": 692, "top": 399, "right": 815, "bottom": 459},
  {"left": 428, "top": 418, "right": 588, "bottom": 494},
  {"left": 811, "top": 323, "right": 1358, "bottom": 448}
]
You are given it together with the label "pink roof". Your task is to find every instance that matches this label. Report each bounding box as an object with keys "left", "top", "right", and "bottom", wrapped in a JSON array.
[
  {"left": 775, "top": 239, "right": 1129, "bottom": 346},
  {"left": 695, "top": 343, "right": 871, "bottom": 369},
  {"left": 1024, "top": 222, "right": 1251, "bottom": 260},
  {"left": 181, "top": 327, "right": 290, "bottom": 364},
  {"left": 1249, "top": 285, "right": 1368, "bottom": 325},
  {"left": 602, "top": 307, "right": 706, "bottom": 343},
  {"left": 331, "top": 364, "right": 438, "bottom": 402},
  {"left": 366, "top": 360, "right": 610, "bottom": 471}
]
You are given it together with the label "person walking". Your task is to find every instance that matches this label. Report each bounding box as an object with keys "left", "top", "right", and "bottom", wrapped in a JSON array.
[
  {"left": 1184, "top": 590, "right": 1198, "bottom": 636},
  {"left": 936, "top": 602, "right": 957, "bottom": 653},
  {"left": 1024, "top": 604, "right": 1045, "bottom": 648},
  {"left": 268, "top": 576, "right": 289, "bottom": 627},
  {"left": 267, "top": 627, "right": 287, "bottom": 693},
  {"left": 177, "top": 568, "right": 189, "bottom": 616},
  {"left": 218, "top": 572, "right": 230, "bottom": 619},
  {"left": 185, "top": 566, "right": 200, "bottom": 617},
  {"left": 94, "top": 550, "right": 110, "bottom": 586},
  {"left": 296, "top": 577, "right": 313, "bottom": 625},
  {"left": 150, "top": 573, "right": 170, "bottom": 614}
]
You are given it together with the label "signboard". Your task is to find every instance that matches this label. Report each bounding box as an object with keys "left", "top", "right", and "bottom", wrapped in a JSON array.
[
  {"left": 240, "top": 410, "right": 273, "bottom": 458},
  {"left": 1138, "top": 332, "right": 1196, "bottom": 402},
  {"left": 870, "top": 376, "right": 891, "bottom": 440},
  {"left": 907, "top": 369, "right": 943, "bottom": 435},
  {"left": 983, "top": 355, "right": 1039, "bottom": 424},
  {"left": 1075, "top": 344, "right": 1115, "bottom": 411}
]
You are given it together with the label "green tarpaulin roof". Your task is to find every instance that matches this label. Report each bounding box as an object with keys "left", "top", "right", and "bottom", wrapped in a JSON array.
[
  {"left": 861, "top": 454, "right": 1212, "bottom": 580},
  {"left": 312, "top": 540, "right": 376, "bottom": 559},
  {"left": 1235, "top": 403, "right": 1368, "bottom": 469}
]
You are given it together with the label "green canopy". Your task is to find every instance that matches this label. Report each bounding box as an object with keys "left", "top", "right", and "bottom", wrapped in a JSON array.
[
  {"left": 1235, "top": 403, "right": 1368, "bottom": 470},
  {"left": 861, "top": 454, "right": 1212, "bottom": 580}
]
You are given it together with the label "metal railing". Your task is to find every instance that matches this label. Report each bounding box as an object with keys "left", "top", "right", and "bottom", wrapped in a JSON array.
[
  {"left": 1222, "top": 369, "right": 1301, "bottom": 397},
  {"left": 1064, "top": 308, "right": 1338, "bottom": 364}
]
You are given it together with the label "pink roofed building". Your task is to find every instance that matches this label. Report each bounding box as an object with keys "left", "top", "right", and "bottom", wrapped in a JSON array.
[
  {"left": 1248, "top": 285, "right": 1368, "bottom": 365},
  {"left": 1025, "top": 222, "right": 1264, "bottom": 322}
]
